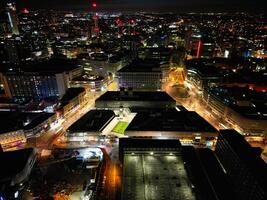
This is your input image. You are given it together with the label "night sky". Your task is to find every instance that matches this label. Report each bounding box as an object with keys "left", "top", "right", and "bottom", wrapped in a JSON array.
[{"left": 3, "top": 0, "right": 267, "bottom": 12}]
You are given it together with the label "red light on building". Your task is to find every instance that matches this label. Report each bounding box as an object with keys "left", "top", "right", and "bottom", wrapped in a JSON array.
[
  {"left": 22, "top": 7, "right": 29, "bottom": 14},
  {"left": 196, "top": 40, "right": 202, "bottom": 58},
  {"left": 94, "top": 27, "right": 100, "bottom": 33},
  {"left": 92, "top": 2, "right": 97, "bottom": 8}
]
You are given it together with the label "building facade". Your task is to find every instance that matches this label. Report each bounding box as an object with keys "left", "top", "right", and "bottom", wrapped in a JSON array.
[
  {"left": 215, "top": 130, "right": 267, "bottom": 200},
  {"left": 0, "top": 63, "right": 82, "bottom": 99},
  {"left": 117, "top": 60, "right": 163, "bottom": 91},
  {"left": 203, "top": 89, "right": 267, "bottom": 135},
  {"left": 0, "top": 129, "right": 26, "bottom": 150}
]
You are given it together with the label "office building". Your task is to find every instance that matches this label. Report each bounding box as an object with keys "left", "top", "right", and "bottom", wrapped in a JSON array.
[
  {"left": 70, "top": 74, "right": 106, "bottom": 92},
  {"left": 185, "top": 61, "right": 221, "bottom": 90},
  {"left": 5, "top": 2, "right": 19, "bottom": 35},
  {"left": 56, "top": 87, "right": 86, "bottom": 118},
  {"left": 0, "top": 111, "right": 57, "bottom": 150},
  {"left": 0, "top": 58, "right": 82, "bottom": 100},
  {"left": 117, "top": 59, "right": 163, "bottom": 91},
  {"left": 203, "top": 87, "right": 267, "bottom": 135}
]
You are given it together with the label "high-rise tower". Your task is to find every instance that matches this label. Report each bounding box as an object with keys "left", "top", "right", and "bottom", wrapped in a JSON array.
[
  {"left": 6, "top": 2, "right": 19, "bottom": 35},
  {"left": 91, "top": 2, "right": 99, "bottom": 38}
]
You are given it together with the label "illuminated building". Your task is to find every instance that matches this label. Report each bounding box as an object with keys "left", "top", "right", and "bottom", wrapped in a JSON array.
[
  {"left": 117, "top": 59, "right": 162, "bottom": 91},
  {"left": 91, "top": 2, "right": 99, "bottom": 37},
  {"left": 185, "top": 62, "right": 221, "bottom": 90},
  {"left": 119, "top": 139, "right": 196, "bottom": 200},
  {"left": 78, "top": 52, "right": 109, "bottom": 78},
  {"left": 120, "top": 138, "right": 236, "bottom": 200},
  {"left": 0, "top": 111, "right": 57, "bottom": 149},
  {"left": 5, "top": 2, "right": 19, "bottom": 35},
  {"left": 56, "top": 87, "right": 86, "bottom": 119},
  {"left": 0, "top": 129, "right": 26, "bottom": 151},
  {"left": 203, "top": 87, "right": 267, "bottom": 135},
  {"left": 0, "top": 58, "right": 82, "bottom": 100},
  {"left": 70, "top": 75, "right": 106, "bottom": 92},
  {"left": 138, "top": 47, "right": 172, "bottom": 62},
  {"left": 199, "top": 41, "right": 216, "bottom": 58}
]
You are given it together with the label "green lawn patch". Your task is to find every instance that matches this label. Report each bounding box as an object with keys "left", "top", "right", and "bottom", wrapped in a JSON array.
[{"left": 112, "top": 121, "right": 129, "bottom": 135}]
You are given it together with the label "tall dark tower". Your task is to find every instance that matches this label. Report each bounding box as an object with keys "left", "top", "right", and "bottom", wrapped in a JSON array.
[
  {"left": 6, "top": 2, "right": 20, "bottom": 35},
  {"left": 91, "top": 2, "right": 99, "bottom": 38}
]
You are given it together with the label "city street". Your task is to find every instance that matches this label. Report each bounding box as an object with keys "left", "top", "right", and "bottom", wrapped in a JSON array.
[
  {"left": 164, "top": 80, "right": 230, "bottom": 130},
  {"left": 26, "top": 91, "right": 105, "bottom": 151}
]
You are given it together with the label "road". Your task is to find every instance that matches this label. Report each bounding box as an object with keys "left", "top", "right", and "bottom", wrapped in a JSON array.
[
  {"left": 32, "top": 78, "right": 120, "bottom": 150},
  {"left": 97, "top": 148, "right": 121, "bottom": 200},
  {"left": 164, "top": 80, "right": 230, "bottom": 130},
  {"left": 26, "top": 91, "right": 104, "bottom": 151},
  {"left": 164, "top": 80, "right": 267, "bottom": 150}
]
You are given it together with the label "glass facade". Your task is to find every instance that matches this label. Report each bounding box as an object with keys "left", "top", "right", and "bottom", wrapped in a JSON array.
[{"left": 6, "top": 74, "right": 59, "bottom": 99}]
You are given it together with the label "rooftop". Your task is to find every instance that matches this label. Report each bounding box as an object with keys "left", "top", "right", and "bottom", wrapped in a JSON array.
[
  {"left": 197, "top": 148, "right": 237, "bottom": 200},
  {"left": 0, "top": 111, "right": 54, "bottom": 134},
  {"left": 122, "top": 146, "right": 195, "bottom": 200},
  {"left": 67, "top": 110, "right": 115, "bottom": 133},
  {"left": 119, "top": 138, "right": 182, "bottom": 152},
  {"left": 118, "top": 59, "right": 162, "bottom": 73},
  {"left": 0, "top": 111, "right": 23, "bottom": 134},
  {"left": 182, "top": 146, "right": 236, "bottom": 200},
  {"left": 24, "top": 112, "right": 55, "bottom": 130},
  {"left": 209, "top": 87, "right": 267, "bottom": 120},
  {"left": 126, "top": 111, "right": 216, "bottom": 132},
  {"left": 219, "top": 129, "right": 267, "bottom": 191},
  {"left": 1, "top": 58, "right": 80, "bottom": 75},
  {"left": 185, "top": 61, "right": 221, "bottom": 78},
  {"left": 96, "top": 91, "right": 175, "bottom": 102},
  {"left": 58, "top": 87, "right": 85, "bottom": 108},
  {"left": 0, "top": 148, "right": 35, "bottom": 182}
]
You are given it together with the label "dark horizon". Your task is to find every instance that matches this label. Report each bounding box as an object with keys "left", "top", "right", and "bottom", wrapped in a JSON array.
[{"left": 2, "top": 0, "right": 267, "bottom": 13}]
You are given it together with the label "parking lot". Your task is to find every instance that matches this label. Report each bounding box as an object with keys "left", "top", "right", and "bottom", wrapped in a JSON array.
[{"left": 122, "top": 152, "right": 196, "bottom": 200}]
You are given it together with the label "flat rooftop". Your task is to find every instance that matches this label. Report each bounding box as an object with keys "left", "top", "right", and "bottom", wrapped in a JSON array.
[
  {"left": 0, "top": 148, "right": 34, "bottom": 182},
  {"left": 122, "top": 152, "right": 196, "bottom": 200},
  {"left": 186, "top": 61, "right": 221, "bottom": 78},
  {"left": 219, "top": 130, "right": 267, "bottom": 191},
  {"left": 67, "top": 110, "right": 115, "bottom": 133},
  {"left": 24, "top": 112, "right": 55, "bottom": 130},
  {"left": 58, "top": 87, "right": 85, "bottom": 108},
  {"left": 1, "top": 58, "right": 80, "bottom": 75},
  {"left": 182, "top": 146, "right": 236, "bottom": 200},
  {"left": 126, "top": 111, "right": 216, "bottom": 132},
  {"left": 0, "top": 111, "right": 54, "bottom": 134},
  {"left": 118, "top": 59, "right": 162, "bottom": 73},
  {"left": 96, "top": 91, "right": 175, "bottom": 102}
]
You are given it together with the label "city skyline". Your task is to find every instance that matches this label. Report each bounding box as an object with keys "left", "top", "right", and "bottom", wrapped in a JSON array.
[
  {"left": 1, "top": 0, "right": 266, "bottom": 12},
  {"left": 0, "top": 1, "right": 266, "bottom": 200}
]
